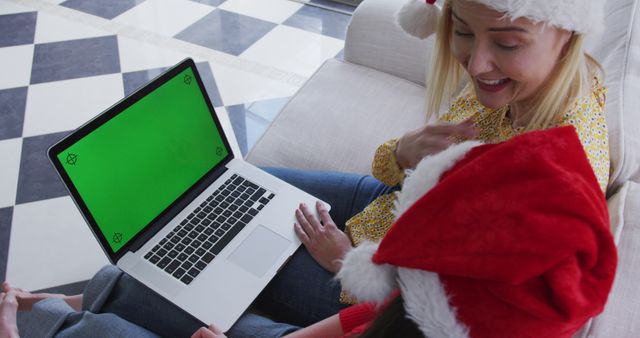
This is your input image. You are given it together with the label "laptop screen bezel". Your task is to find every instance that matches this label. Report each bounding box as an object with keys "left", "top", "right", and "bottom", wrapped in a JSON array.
[{"left": 48, "top": 58, "right": 235, "bottom": 263}]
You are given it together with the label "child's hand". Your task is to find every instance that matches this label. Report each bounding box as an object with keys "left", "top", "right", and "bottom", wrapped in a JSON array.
[{"left": 191, "top": 324, "right": 227, "bottom": 338}]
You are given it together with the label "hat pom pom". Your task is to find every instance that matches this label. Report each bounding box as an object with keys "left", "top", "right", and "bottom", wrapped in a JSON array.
[
  {"left": 336, "top": 241, "right": 397, "bottom": 304},
  {"left": 396, "top": 0, "right": 441, "bottom": 39}
]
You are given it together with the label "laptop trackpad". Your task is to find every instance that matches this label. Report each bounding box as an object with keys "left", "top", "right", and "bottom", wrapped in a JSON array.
[{"left": 227, "top": 225, "right": 291, "bottom": 278}]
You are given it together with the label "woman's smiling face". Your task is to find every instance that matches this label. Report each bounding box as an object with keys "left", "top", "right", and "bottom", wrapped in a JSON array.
[{"left": 450, "top": 0, "right": 572, "bottom": 111}]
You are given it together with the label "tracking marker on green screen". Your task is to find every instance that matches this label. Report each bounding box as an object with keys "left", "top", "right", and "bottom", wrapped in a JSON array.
[{"left": 58, "top": 68, "right": 228, "bottom": 253}]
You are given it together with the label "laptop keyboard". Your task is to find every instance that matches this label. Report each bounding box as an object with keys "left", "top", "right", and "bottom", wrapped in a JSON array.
[{"left": 143, "top": 174, "right": 275, "bottom": 285}]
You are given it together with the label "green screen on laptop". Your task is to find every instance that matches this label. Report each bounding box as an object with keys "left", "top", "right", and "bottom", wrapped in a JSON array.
[{"left": 56, "top": 67, "right": 229, "bottom": 253}]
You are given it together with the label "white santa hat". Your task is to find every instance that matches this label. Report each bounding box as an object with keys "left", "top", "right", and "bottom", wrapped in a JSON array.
[{"left": 397, "top": 0, "right": 605, "bottom": 40}]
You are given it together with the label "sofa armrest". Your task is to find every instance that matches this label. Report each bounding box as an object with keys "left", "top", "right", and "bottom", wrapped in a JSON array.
[
  {"left": 582, "top": 181, "right": 640, "bottom": 337},
  {"left": 344, "top": 0, "right": 433, "bottom": 86}
]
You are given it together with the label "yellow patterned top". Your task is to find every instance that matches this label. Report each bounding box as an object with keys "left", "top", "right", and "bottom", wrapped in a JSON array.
[{"left": 340, "top": 80, "right": 609, "bottom": 304}]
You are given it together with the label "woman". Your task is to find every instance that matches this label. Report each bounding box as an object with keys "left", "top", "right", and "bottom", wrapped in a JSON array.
[
  {"left": 2, "top": 0, "right": 610, "bottom": 336},
  {"left": 258, "top": 0, "right": 609, "bottom": 328}
]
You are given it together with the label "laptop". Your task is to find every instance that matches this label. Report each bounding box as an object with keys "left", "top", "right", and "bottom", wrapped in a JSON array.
[{"left": 48, "top": 58, "right": 326, "bottom": 331}]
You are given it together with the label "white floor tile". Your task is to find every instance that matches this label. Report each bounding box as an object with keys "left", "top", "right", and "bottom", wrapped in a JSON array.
[
  {"left": 117, "top": 36, "right": 190, "bottom": 73},
  {"left": 0, "top": 45, "right": 33, "bottom": 90},
  {"left": 218, "top": 0, "right": 303, "bottom": 24},
  {"left": 22, "top": 74, "right": 124, "bottom": 137},
  {"left": 0, "top": 138, "right": 22, "bottom": 208},
  {"left": 0, "top": 0, "right": 33, "bottom": 15},
  {"left": 207, "top": 62, "right": 299, "bottom": 106},
  {"left": 34, "top": 12, "right": 110, "bottom": 44},
  {"left": 114, "top": 0, "right": 214, "bottom": 37},
  {"left": 240, "top": 25, "right": 343, "bottom": 78},
  {"left": 6, "top": 196, "right": 110, "bottom": 291}
]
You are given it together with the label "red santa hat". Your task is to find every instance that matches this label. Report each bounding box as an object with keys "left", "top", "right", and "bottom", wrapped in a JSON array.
[
  {"left": 337, "top": 126, "right": 617, "bottom": 338},
  {"left": 397, "top": 0, "right": 605, "bottom": 40}
]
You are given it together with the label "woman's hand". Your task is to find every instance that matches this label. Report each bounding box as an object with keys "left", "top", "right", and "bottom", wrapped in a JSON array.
[
  {"left": 395, "top": 119, "right": 479, "bottom": 170},
  {"left": 0, "top": 290, "right": 19, "bottom": 338},
  {"left": 191, "top": 324, "right": 227, "bottom": 338},
  {"left": 294, "top": 202, "right": 352, "bottom": 274}
]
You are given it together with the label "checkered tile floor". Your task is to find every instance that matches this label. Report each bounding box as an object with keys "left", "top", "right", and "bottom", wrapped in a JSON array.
[{"left": 0, "top": 0, "right": 352, "bottom": 291}]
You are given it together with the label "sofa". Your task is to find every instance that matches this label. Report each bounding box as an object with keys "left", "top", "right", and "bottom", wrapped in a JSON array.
[{"left": 247, "top": 0, "right": 640, "bottom": 336}]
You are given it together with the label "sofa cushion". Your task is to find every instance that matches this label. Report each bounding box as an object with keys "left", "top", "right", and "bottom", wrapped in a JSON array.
[
  {"left": 246, "top": 59, "right": 427, "bottom": 174},
  {"left": 586, "top": 0, "right": 640, "bottom": 195},
  {"left": 344, "top": 0, "right": 433, "bottom": 86}
]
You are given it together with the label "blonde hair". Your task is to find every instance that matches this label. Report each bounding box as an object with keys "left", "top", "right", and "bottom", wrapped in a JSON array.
[{"left": 425, "top": 0, "right": 603, "bottom": 131}]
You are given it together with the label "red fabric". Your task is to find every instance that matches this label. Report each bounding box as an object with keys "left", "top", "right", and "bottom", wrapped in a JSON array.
[
  {"left": 339, "top": 302, "right": 377, "bottom": 337},
  {"left": 372, "top": 126, "right": 617, "bottom": 338},
  {"left": 339, "top": 290, "right": 401, "bottom": 337}
]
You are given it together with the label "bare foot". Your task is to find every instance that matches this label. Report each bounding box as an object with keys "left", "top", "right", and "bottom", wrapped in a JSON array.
[
  {"left": 0, "top": 291, "right": 19, "bottom": 338},
  {"left": 2, "top": 282, "right": 64, "bottom": 311}
]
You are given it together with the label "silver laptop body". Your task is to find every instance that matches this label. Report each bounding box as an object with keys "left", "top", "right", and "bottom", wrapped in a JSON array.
[{"left": 49, "top": 58, "right": 324, "bottom": 331}]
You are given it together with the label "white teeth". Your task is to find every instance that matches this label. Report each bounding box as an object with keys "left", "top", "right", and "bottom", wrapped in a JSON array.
[{"left": 478, "top": 78, "right": 507, "bottom": 85}]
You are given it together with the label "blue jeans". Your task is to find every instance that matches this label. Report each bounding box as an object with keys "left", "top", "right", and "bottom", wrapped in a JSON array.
[
  {"left": 19, "top": 265, "right": 299, "bottom": 338},
  {"left": 91, "top": 269, "right": 301, "bottom": 338},
  {"left": 19, "top": 168, "right": 394, "bottom": 337},
  {"left": 252, "top": 167, "right": 397, "bottom": 327}
]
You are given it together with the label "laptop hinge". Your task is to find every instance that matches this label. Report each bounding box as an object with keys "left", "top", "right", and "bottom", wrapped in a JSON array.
[{"left": 124, "top": 161, "right": 231, "bottom": 256}]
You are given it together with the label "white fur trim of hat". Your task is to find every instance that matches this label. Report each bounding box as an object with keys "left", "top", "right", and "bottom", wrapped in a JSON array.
[
  {"left": 339, "top": 249, "right": 471, "bottom": 338},
  {"left": 397, "top": 0, "right": 605, "bottom": 40},
  {"left": 398, "top": 268, "right": 469, "bottom": 338},
  {"left": 393, "top": 141, "right": 480, "bottom": 218}
]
